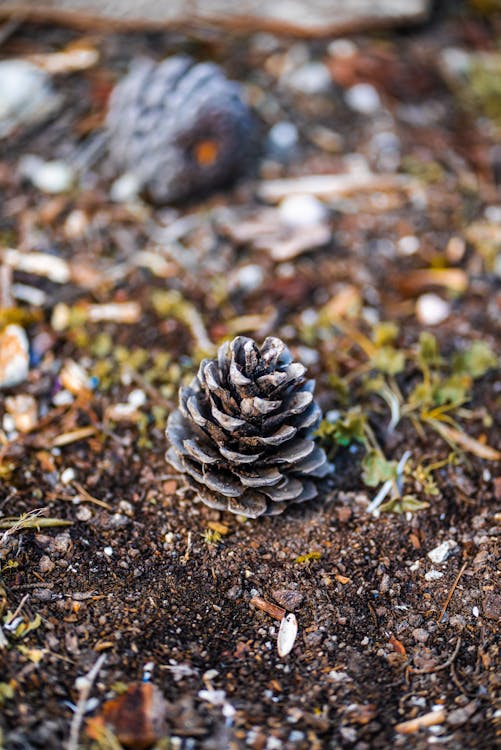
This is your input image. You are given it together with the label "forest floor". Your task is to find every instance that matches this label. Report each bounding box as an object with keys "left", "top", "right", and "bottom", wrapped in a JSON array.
[{"left": 0, "top": 5, "right": 500, "bottom": 750}]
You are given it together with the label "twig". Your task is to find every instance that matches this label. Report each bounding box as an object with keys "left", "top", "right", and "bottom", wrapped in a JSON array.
[
  {"left": 408, "top": 636, "right": 462, "bottom": 675},
  {"left": 71, "top": 481, "right": 112, "bottom": 510},
  {"left": 395, "top": 707, "right": 446, "bottom": 734},
  {"left": 5, "top": 593, "right": 29, "bottom": 624},
  {"left": 250, "top": 596, "right": 286, "bottom": 621},
  {"left": 66, "top": 653, "right": 107, "bottom": 750},
  {"left": 437, "top": 561, "right": 468, "bottom": 624}
]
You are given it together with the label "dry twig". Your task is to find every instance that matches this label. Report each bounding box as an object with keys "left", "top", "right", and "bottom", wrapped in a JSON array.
[
  {"left": 66, "top": 653, "right": 107, "bottom": 750},
  {"left": 437, "top": 561, "right": 468, "bottom": 624}
]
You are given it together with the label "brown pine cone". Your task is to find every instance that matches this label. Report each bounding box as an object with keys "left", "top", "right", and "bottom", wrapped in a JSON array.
[
  {"left": 106, "top": 56, "right": 255, "bottom": 203},
  {"left": 166, "top": 336, "right": 331, "bottom": 518}
]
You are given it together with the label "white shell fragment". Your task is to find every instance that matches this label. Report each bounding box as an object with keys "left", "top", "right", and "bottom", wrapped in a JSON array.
[
  {"left": 427, "top": 540, "right": 458, "bottom": 564},
  {"left": 277, "top": 613, "right": 298, "bottom": 657},
  {"left": 0, "top": 324, "right": 29, "bottom": 389}
]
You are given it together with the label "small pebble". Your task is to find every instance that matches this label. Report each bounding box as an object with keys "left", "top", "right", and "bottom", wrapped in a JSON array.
[
  {"left": 110, "top": 172, "right": 141, "bottom": 202},
  {"left": 230, "top": 264, "right": 264, "bottom": 293},
  {"left": 416, "top": 293, "right": 450, "bottom": 326},
  {"left": 52, "top": 532, "right": 71, "bottom": 555},
  {"left": 104, "top": 546, "right": 113, "bottom": 557},
  {"left": 285, "top": 61, "right": 332, "bottom": 94},
  {"left": 5, "top": 394, "right": 37, "bottom": 432},
  {"left": 279, "top": 194, "right": 328, "bottom": 228},
  {"left": 427, "top": 540, "right": 458, "bottom": 564},
  {"left": 76, "top": 506, "right": 92, "bottom": 522},
  {"left": 60, "top": 467, "right": 76, "bottom": 485},
  {"left": 425, "top": 569, "right": 444, "bottom": 581},
  {"left": 327, "top": 39, "right": 357, "bottom": 58},
  {"left": 0, "top": 324, "right": 29, "bottom": 389},
  {"left": 345, "top": 83, "right": 381, "bottom": 114},
  {"left": 19, "top": 155, "right": 74, "bottom": 194},
  {"left": 128, "top": 388, "right": 147, "bottom": 408},
  {"left": 412, "top": 628, "right": 430, "bottom": 643},
  {"left": 64, "top": 209, "right": 88, "bottom": 240},
  {"left": 0, "top": 60, "right": 62, "bottom": 138},
  {"left": 398, "top": 235, "right": 420, "bottom": 256},
  {"left": 267, "top": 121, "right": 299, "bottom": 159},
  {"left": 272, "top": 589, "right": 304, "bottom": 611},
  {"left": 39, "top": 555, "right": 55, "bottom": 574}
]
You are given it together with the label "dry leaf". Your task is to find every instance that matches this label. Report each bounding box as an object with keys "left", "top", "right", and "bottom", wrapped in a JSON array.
[{"left": 89, "top": 682, "right": 167, "bottom": 750}]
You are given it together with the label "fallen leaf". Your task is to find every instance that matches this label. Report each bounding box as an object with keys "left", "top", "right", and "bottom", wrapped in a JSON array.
[{"left": 90, "top": 682, "right": 167, "bottom": 750}]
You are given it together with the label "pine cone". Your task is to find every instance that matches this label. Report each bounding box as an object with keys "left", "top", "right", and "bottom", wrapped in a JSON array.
[
  {"left": 166, "top": 336, "right": 331, "bottom": 518},
  {"left": 106, "top": 56, "right": 255, "bottom": 203}
]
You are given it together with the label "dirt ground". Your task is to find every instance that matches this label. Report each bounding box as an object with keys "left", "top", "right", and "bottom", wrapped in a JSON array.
[{"left": 0, "top": 4, "right": 500, "bottom": 750}]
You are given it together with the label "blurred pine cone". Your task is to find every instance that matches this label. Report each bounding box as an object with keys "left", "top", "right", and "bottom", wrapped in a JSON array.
[
  {"left": 166, "top": 336, "right": 331, "bottom": 518},
  {"left": 106, "top": 56, "right": 255, "bottom": 203}
]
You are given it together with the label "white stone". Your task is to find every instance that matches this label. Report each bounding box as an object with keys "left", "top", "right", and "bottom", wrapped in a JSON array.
[
  {"left": 267, "top": 121, "right": 299, "bottom": 157},
  {"left": 0, "top": 324, "right": 29, "bottom": 389},
  {"left": 110, "top": 172, "right": 141, "bottom": 202},
  {"left": 279, "top": 194, "right": 328, "bottom": 228},
  {"left": 231, "top": 264, "right": 264, "bottom": 292},
  {"left": 0, "top": 60, "right": 62, "bottom": 139},
  {"left": 345, "top": 83, "right": 381, "bottom": 114},
  {"left": 103, "top": 546, "right": 113, "bottom": 557},
  {"left": 424, "top": 569, "right": 444, "bottom": 581},
  {"left": 416, "top": 293, "right": 450, "bottom": 326},
  {"left": 61, "top": 467, "right": 76, "bottom": 485},
  {"left": 427, "top": 540, "right": 458, "bottom": 564},
  {"left": 328, "top": 39, "right": 357, "bottom": 58},
  {"left": 128, "top": 388, "right": 147, "bottom": 408},
  {"left": 285, "top": 61, "right": 332, "bottom": 94},
  {"left": 19, "top": 155, "right": 74, "bottom": 194},
  {"left": 398, "top": 235, "right": 420, "bottom": 256}
]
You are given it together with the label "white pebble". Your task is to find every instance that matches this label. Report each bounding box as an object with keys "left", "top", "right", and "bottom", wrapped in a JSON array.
[
  {"left": 398, "top": 235, "right": 420, "bottom": 256},
  {"left": 267, "top": 121, "right": 299, "bottom": 157},
  {"left": 472, "top": 606, "right": 479, "bottom": 618},
  {"left": 427, "top": 540, "right": 458, "bottom": 564},
  {"left": 64, "top": 209, "right": 88, "bottom": 240},
  {"left": 128, "top": 388, "right": 147, "bottom": 408},
  {"left": 425, "top": 569, "right": 444, "bottom": 581},
  {"left": 52, "top": 389, "right": 74, "bottom": 406},
  {"left": 231, "top": 264, "right": 264, "bottom": 293},
  {"left": 103, "top": 546, "right": 113, "bottom": 557},
  {"left": 0, "top": 324, "right": 29, "bottom": 389},
  {"left": 110, "top": 172, "right": 141, "bottom": 202},
  {"left": 0, "top": 60, "right": 62, "bottom": 139},
  {"left": 416, "top": 293, "right": 450, "bottom": 326},
  {"left": 327, "top": 39, "right": 357, "bottom": 58},
  {"left": 345, "top": 83, "right": 381, "bottom": 114},
  {"left": 279, "top": 194, "right": 328, "bottom": 228},
  {"left": 19, "top": 155, "right": 74, "bottom": 194},
  {"left": 61, "top": 467, "right": 76, "bottom": 485},
  {"left": 5, "top": 394, "right": 37, "bottom": 433},
  {"left": 277, "top": 613, "right": 298, "bottom": 657},
  {"left": 440, "top": 47, "right": 471, "bottom": 77},
  {"left": 285, "top": 61, "right": 332, "bottom": 95}
]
